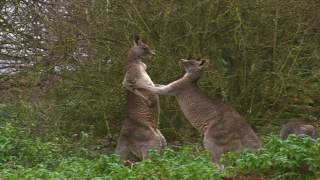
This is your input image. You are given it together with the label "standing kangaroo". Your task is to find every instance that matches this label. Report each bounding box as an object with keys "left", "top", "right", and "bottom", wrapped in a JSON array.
[
  {"left": 280, "top": 122, "right": 318, "bottom": 140},
  {"left": 131, "top": 59, "right": 261, "bottom": 168},
  {"left": 115, "top": 36, "right": 166, "bottom": 160}
]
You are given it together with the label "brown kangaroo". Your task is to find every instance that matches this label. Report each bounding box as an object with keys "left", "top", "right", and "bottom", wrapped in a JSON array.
[
  {"left": 115, "top": 36, "right": 166, "bottom": 160},
  {"left": 131, "top": 59, "right": 261, "bottom": 168},
  {"left": 280, "top": 122, "right": 318, "bottom": 140}
]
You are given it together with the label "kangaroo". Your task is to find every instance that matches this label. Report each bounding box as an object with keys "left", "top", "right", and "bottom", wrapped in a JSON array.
[
  {"left": 115, "top": 36, "right": 166, "bottom": 161},
  {"left": 280, "top": 122, "right": 318, "bottom": 140},
  {"left": 131, "top": 59, "right": 261, "bottom": 168}
]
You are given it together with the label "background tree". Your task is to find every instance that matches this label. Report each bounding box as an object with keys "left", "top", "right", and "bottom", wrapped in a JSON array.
[{"left": 0, "top": 0, "right": 319, "bottom": 144}]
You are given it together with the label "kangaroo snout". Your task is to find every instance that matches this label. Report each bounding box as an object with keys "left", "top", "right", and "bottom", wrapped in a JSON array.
[
  {"left": 150, "top": 50, "right": 156, "bottom": 56},
  {"left": 148, "top": 50, "right": 156, "bottom": 60},
  {"left": 179, "top": 59, "right": 187, "bottom": 64}
]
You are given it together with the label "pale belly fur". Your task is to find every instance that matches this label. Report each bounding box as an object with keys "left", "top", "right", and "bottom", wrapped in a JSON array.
[{"left": 136, "top": 69, "right": 155, "bottom": 87}]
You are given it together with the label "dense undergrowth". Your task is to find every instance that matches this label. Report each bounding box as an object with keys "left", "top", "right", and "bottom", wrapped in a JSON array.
[{"left": 0, "top": 122, "right": 319, "bottom": 180}]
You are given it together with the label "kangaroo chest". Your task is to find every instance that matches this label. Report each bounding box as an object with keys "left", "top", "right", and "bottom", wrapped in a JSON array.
[
  {"left": 136, "top": 64, "right": 155, "bottom": 86},
  {"left": 126, "top": 63, "right": 160, "bottom": 128}
]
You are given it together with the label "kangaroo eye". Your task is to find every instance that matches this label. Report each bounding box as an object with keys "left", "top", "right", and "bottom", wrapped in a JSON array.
[{"left": 142, "top": 48, "right": 149, "bottom": 52}]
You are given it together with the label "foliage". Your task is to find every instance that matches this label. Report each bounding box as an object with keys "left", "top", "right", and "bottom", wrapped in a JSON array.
[
  {"left": 0, "top": 147, "right": 221, "bottom": 179},
  {"left": 0, "top": 0, "right": 320, "bottom": 144},
  {"left": 0, "top": 129, "right": 221, "bottom": 179},
  {"left": 1, "top": 0, "right": 319, "bottom": 142},
  {"left": 0, "top": 123, "right": 64, "bottom": 168},
  {"left": 0, "top": 122, "right": 319, "bottom": 180},
  {"left": 224, "top": 135, "right": 320, "bottom": 179},
  {"left": 1, "top": 1, "right": 319, "bottom": 179}
]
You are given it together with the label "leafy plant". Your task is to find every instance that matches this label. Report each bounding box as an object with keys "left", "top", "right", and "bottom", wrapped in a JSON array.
[
  {"left": 223, "top": 135, "right": 320, "bottom": 179},
  {"left": 0, "top": 123, "right": 64, "bottom": 168},
  {"left": 0, "top": 125, "right": 320, "bottom": 180}
]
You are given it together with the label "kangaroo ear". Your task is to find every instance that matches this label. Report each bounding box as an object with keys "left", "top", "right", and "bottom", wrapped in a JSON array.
[
  {"left": 199, "top": 59, "right": 209, "bottom": 68},
  {"left": 133, "top": 35, "right": 142, "bottom": 46}
]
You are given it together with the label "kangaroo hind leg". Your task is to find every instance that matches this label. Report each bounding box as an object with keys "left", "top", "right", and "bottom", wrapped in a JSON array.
[
  {"left": 115, "top": 135, "right": 130, "bottom": 160},
  {"left": 140, "top": 132, "right": 164, "bottom": 160},
  {"left": 203, "top": 134, "right": 225, "bottom": 170}
]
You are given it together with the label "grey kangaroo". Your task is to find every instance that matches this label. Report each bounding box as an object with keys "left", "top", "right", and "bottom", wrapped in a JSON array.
[
  {"left": 115, "top": 36, "right": 166, "bottom": 161},
  {"left": 131, "top": 59, "right": 261, "bottom": 168},
  {"left": 280, "top": 122, "right": 318, "bottom": 140}
]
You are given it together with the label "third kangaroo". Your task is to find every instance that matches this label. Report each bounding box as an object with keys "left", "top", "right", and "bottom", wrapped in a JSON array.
[{"left": 280, "top": 122, "right": 318, "bottom": 140}]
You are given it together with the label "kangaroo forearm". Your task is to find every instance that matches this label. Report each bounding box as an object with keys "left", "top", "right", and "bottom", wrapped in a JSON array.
[
  {"left": 123, "top": 80, "right": 149, "bottom": 101},
  {"left": 148, "top": 85, "right": 173, "bottom": 95},
  {"left": 131, "top": 79, "right": 175, "bottom": 96},
  {"left": 155, "top": 84, "right": 165, "bottom": 88},
  {"left": 133, "top": 89, "right": 150, "bottom": 102}
]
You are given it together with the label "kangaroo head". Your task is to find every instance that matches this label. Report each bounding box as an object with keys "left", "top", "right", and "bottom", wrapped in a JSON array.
[
  {"left": 179, "top": 59, "right": 209, "bottom": 81},
  {"left": 179, "top": 59, "right": 209, "bottom": 74},
  {"left": 129, "top": 36, "right": 156, "bottom": 60}
]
